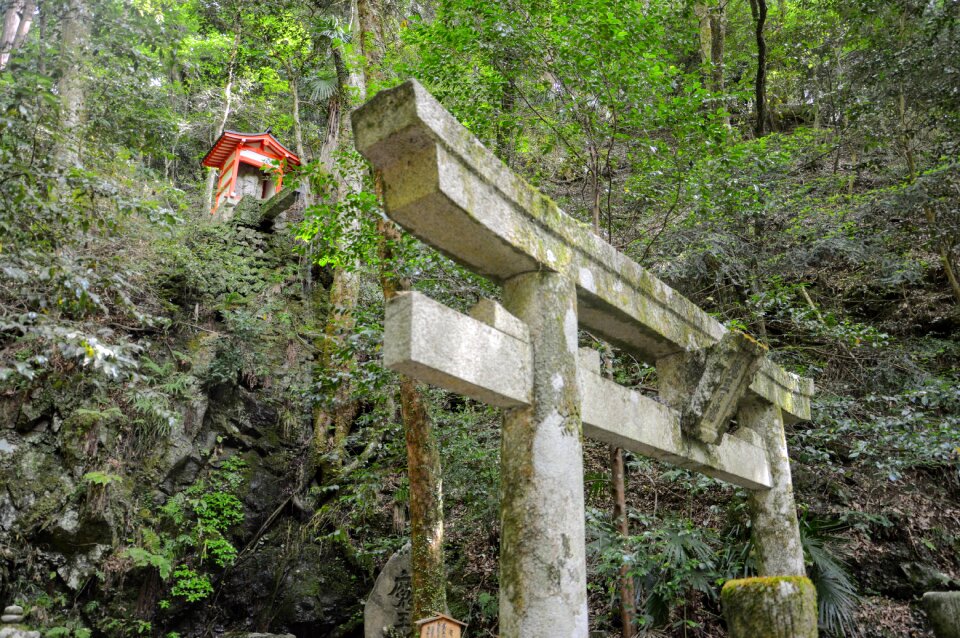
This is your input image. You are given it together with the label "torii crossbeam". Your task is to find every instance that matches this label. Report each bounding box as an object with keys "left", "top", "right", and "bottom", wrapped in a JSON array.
[{"left": 352, "top": 80, "right": 814, "bottom": 638}]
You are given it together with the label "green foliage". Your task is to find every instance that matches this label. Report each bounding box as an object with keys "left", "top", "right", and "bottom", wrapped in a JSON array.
[
  {"left": 121, "top": 456, "right": 248, "bottom": 606},
  {"left": 800, "top": 517, "right": 861, "bottom": 637},
  {"left": 81, "top": 471, "right": 123, "bottom": 487},
  {"left": 124, "top": 547, "right": 173, "bottom": 580},
  {"left": 795, "top": 372, "right": 960, "bottom": 480},
  {"left": 295, "top": 168, "right": 382, "bottom": 270},
  {"left": 44, "top": 624, "right": 92, "bottom": 638},
  {"left": 170, "top": 566, "right": 213, "bottom": 603},
  {"left": 0, "top": 0, "right": 957, "bottom": 635},
  {"left": 588, "top": 509, "right": 736, "bottom": 632}
]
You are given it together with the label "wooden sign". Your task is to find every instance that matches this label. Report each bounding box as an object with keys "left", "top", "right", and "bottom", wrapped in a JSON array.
[{"left": 416, "top": 613, "right": 466, "bottom": 638}]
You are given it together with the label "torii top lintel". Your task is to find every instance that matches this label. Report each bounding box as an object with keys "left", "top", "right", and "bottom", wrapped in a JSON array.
[{"left": 350, "top": 80, "right": 814, "bottom": 422}]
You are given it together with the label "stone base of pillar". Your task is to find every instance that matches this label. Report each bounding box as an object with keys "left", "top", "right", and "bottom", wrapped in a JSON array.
[
  {"left": 923, "top": 591, "right": 960, "bottom": 638},
  {"left": 721, "top": 576, "right": 817, "bottom": 638}
]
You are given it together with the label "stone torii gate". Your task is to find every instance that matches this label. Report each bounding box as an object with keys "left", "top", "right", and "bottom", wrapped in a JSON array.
[{"left": 352, "top": 81, "right": 815, "bottom": 637}]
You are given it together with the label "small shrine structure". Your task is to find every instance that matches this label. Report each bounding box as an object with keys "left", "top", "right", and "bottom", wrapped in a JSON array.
[{"left": 201, "top": 129, "right": 300, "bottom": 214}]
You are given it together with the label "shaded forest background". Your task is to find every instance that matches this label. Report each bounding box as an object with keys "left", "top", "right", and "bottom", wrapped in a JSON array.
[{"left": 0, "top": 0, "right": 958, "bottom": 637}]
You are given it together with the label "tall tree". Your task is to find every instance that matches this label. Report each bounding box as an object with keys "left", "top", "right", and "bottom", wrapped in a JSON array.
[
  {"left": 749, "top": 0, "right": 768, "bottom": 137},
  {"left": 0, "top": 0, "right": 36, "bottom": 71},
  {"left": 359, "top": 0, "right": 449, "bottom": 629},
  {"left": 695, "top": 1, "right": 726, "bottom": 96},
  {"left": 57, "top": 0, "right": 90, "bottom": 166},
  {"left": 312, "top": 24, "right": 363, "bottom": 463},
  {"left": 203, "top": 17, "right": 242, "bottom": 215}
]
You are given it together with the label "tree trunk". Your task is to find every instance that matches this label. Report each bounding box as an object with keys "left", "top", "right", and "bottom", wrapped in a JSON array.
[
  {"left": 709, "top": 4, "right": 724, "bottom": 95},
  {"left": 204, "top": 24, "right": 241, "bottom": 215},
  {"left": 289, "top": 67, "right": 305, "bottom": 161},
  {"left": 0, "top": 0, "right": 35, "bottom": 71},
  {"left": 696, "top": 2, "right": 724, "bottom": 94},
  {"left": 0, "top": 0, "right": 24, "bottom": 71},
  {"left": 318, "top": 44, "right": 347, "bottom": 170},
  {"left": 313, "top": 1, "right": 369, "bottom": 465},
  {"left": 694, "top": 3, "right": 712, "bottom": 71},
  {"left": 400, "top": 375, "right": 445, "bottom": 631},
  {"left": 56, "top": 0, "right": 89, "bottom": 166},
  {"left": 285, "top": 64, "right": 314, "bottom": 212},
  {"left": 611, "top": 444, "right": 635, "bottom": 637},
  {"left": 379, "top": 218, "right": 447, "bottom": 634},
  {"left": 312, "top": 40, "right": 361, "bottom": 465},
  {"left": 11, "top": 0, "right": 33, "bottom": 49},
  {"left": 360, "top": 0, "right": 448, "bottom": 629},
  {"left": 357, "top": 0, "right": 384, "bottom": 89},
  {"left": 751, "top": 0, "right": 768, "bottom": 137}
]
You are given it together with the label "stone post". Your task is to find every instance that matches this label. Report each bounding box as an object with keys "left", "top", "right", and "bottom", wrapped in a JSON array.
[
  {"left": 499, "top": 271, "right": 588, "bottom": 638},
  {"left": 658, "top": 354, "right": 806, "bottom": 571},
  {"left": 740, "top": 401, "right": 805, "bottom": 576},
  {"left": 923, "top": 591, "right": 960, "bottom": 638},
  {"left": 726, "top": 402, "right": 817, "bottom": 638},
  {"left": 721, "top": 576, "right": 817, "bottom": 638}
]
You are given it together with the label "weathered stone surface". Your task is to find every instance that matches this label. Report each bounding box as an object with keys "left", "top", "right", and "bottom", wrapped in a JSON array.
[
  {"left": 384, "top": 292, "right": 532, "bottom": 408},
  {"left": 679, "top": 331, "right": 767, "bottom": 444},
  {"left": 57, "top": 543, "right": 110, "bottom": 591},
  {"left": 233, "top": 188, "right": 299, "bottom": 229},
  {"left": 2, "top": 607, "right": 23, "bottom": 617},
  {"left": 499, "top": 272, "right": 587, "bottom": 638},
  {"left": 469, "top": 298, "right": 528, "bottom": 341},
  {"left": 924, "top": 591, "right": 960, "bottom": 638},
  {"left": 383, "top": 295, "right": 770, "bottom": 488},
  {"left": 659, "top": 350, "right": 804, "bottom": 575},
  {"left": 0, "top": 616, "right": 22, "bottom": 624},
  {"left": 903, "top": 562, "right": 958, "bottom": 592},
  {"left": 721, "top": 576, "right": 817, "bottom": 638},
  {"left": 742, "top": 402, "right": 806, "bottom": 576},
  {"left": 351, "top": 79, "right": 813, "bottom": 422},
  {"left": 364, "top": 543, "right": 413, "bottom": 638},
  {"left": 579, "top": 349, "right": 771, "bottom": 490}
]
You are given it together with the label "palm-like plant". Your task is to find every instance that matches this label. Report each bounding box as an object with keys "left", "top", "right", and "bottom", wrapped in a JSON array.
[{"left": 800, "top": 516, "right": 862, "bottom": 637}]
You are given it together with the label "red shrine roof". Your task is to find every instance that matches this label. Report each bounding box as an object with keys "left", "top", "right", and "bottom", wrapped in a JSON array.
[{"left": 201, "top": 130, "right": 301, "bottom": 169}]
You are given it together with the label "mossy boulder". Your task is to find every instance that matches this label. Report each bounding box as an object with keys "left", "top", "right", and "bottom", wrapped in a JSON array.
[{"left": 721, "top": 576, "right": 817, "bottom": 638}]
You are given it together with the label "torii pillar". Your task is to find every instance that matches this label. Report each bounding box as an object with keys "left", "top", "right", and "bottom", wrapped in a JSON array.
[{"left": 499, "top": 271, "right": 588, "bottom": 635}]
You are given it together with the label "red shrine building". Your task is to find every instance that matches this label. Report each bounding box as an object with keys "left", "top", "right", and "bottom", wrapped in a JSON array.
[{"left": 201, "top": 130, "right": 301, "bottom": 214}]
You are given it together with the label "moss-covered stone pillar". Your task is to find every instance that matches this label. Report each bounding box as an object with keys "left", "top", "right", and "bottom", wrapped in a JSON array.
[
  {"left": 740, "top": 401, "right": 805, "bottom": 576},
  {"left": 923, "top": 591, "right": 960, "bottom": 638},
  {"left": 728, "top": 404, "right": 817, "bottom": 636},
  {"left": 499, "top": 271, "right": 588, "bottom": 638},
  {"left": 722, "top": 576, "right": 817, "bottom": 638}
]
